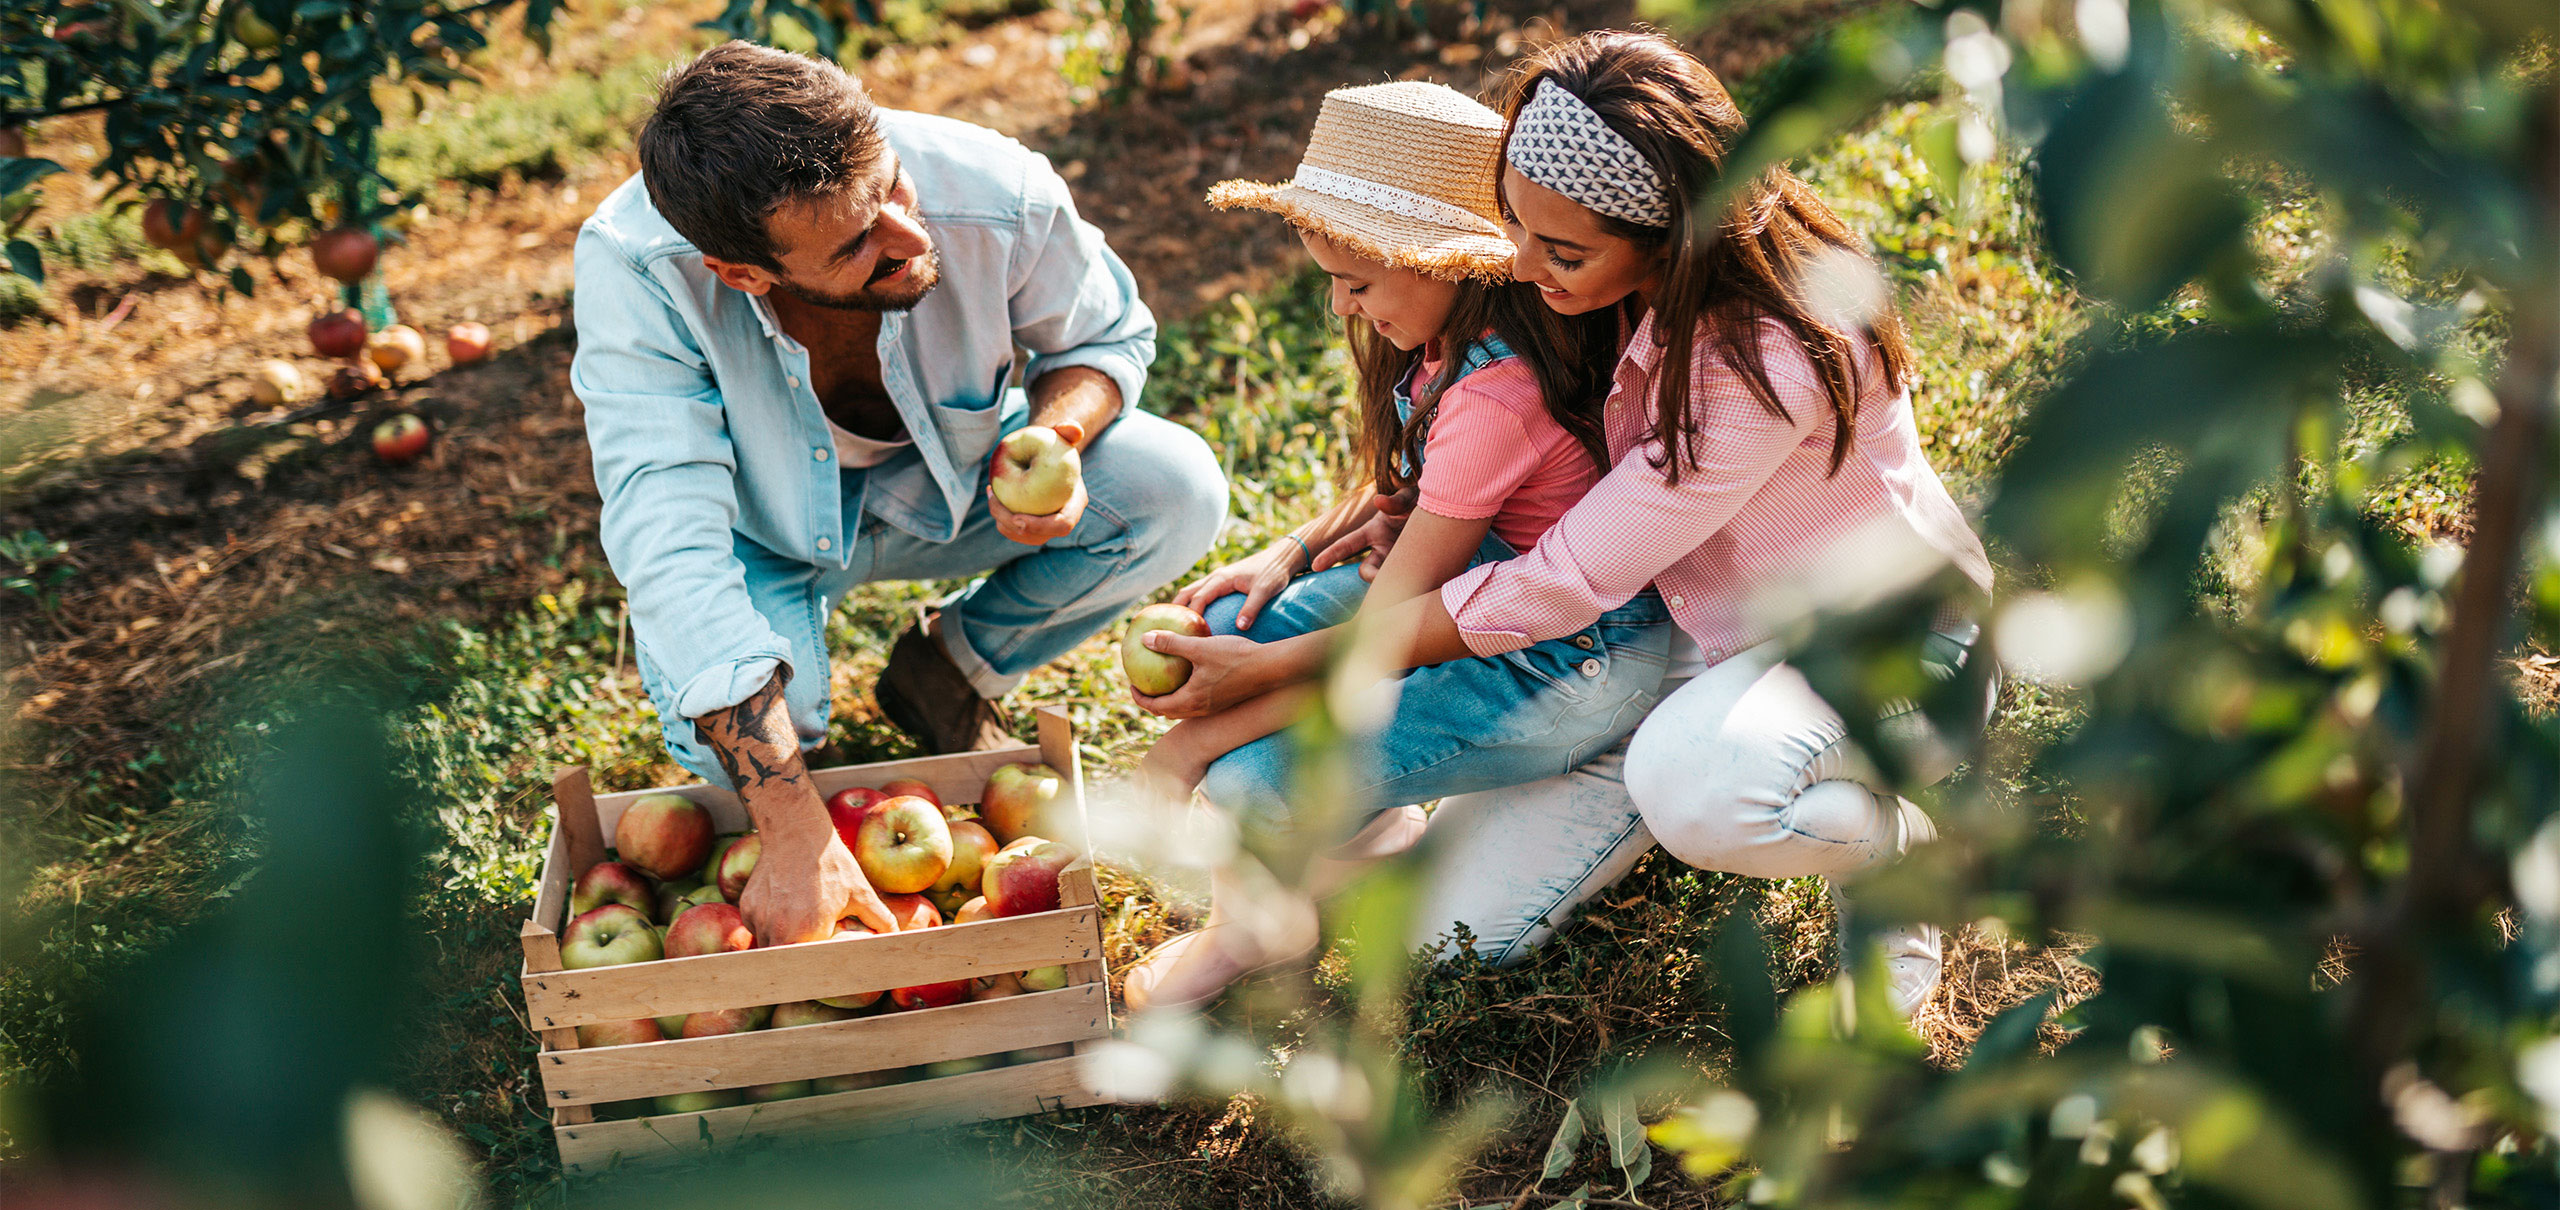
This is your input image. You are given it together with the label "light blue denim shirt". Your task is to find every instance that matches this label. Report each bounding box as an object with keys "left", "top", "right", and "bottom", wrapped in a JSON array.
[{"left": 571, "top": 109, "right": 1156, "bottom": 721}]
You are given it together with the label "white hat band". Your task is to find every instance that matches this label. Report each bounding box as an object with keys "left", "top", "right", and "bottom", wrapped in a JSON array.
[
  {"left": 1505, "top": 78, "right": 1674, "bottom": 228},
  {"left": 1290, "top": 164, "right": 1501, "bottom": 236}
]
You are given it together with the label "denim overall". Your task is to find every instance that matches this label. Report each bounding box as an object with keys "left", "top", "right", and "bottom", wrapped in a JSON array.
[{"left": 1195, "top": 336, "right": 1673, "bottom": 844}]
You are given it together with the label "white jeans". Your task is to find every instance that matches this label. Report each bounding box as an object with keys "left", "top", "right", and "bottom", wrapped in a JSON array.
[{"left": 1409, "top": 636, "right": 1981, "bottom": 965}]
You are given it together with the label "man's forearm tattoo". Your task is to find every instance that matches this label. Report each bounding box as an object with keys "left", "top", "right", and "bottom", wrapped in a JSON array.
[{"left": 698, "top": 671, "right": 811, "bottom": 796}]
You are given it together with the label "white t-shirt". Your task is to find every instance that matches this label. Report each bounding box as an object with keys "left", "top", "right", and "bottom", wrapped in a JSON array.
[{"left": 828, "top": 417, "right": 913, "bottom": 468}]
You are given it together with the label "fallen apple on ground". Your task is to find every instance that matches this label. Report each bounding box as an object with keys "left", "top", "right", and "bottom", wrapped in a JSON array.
[
  {"left": 1121, "top": 603, "right": 1209, "bottom": 696},
  {"left": 560, "top": 903, "right": 660, "bottom": 969},
  {"left": 665, "top": 901, "right": 755, "bottom": 958},
  {"left": 855, "top": 795, "right": 952, "bottom": 894},
  {"left": 714, "top": 831, "right": 761, "bottom": 902},
  {"left": 983, "top": 837, "right": 1072, "bottom": 917},
  {"left": 308, "top": 309, "right": 367, "bottom": 358},
  {"left": 979, "top": 762, "right": 1066, "bottom": 844},
  {"left": 364, "top": 324, "right": 427, "bottom": 374},
  {"left": 370, "top": 413, "right": 428, "bottom": 463},
  {"left": 989, "top": 425, "right": 1080, "bottom": 516},
  {"left": 445, "top": 322, "right": 492, "bottom": 363},
  {"left": 570, "top": 860, "right": 652, "bottom": 918},
  {"left": 248, "top": 360, "right": 307, "bottom": 406},
  {"left": 615, "top": 793, "right": 714, "bottom": 881},
  {"left": 332, "top": 363, "right": 387, "bottom": 401}
]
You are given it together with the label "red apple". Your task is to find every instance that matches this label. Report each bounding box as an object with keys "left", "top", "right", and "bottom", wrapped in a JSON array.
[
  {"left": 982, "top": 837, "right": 1073, "bottom": 917},
  {"left": 331, "top": 362, "right": 386, "bottom": 401},
  {"left": 878, "top": 777, "right": 940, "bottom": 807},
  {"left": 989, "top": 425, "right": 1080, "bottom": 516},
  {"left": 826, "top": 786, "right": 888, "bottom": 850},
  {"left": 577, "top": 1018, "right": 664, "bottom": 1048},
  {"left": 311, "top": 225, "right": 379, "bottom": 282},
  {"left": 879, "top": 892, "right": 942, "bottom": 932},
  {"left": 927, "top": 820, "right": 999, "bottom": 915},
  {"left": 363, "top": 324, "right": 426, "bottom": 374},
  {"left": 854, "top": 796, "right": 952, "bottom": 894},
  {"left": 615, "top": 793, "right": 714, "bottom": 881},
  {"left": 308, "top": 309, "right": 368, "bottom": 358},
  {"left": 715, "top": 831, "right": 761, "bottom": 902},
  {"left": 665, "top": 902, "right": 754, "bottom": 958},
  {"left": 954, "top": 896, "right": 993, "bottom": 923},
  {"left": 371, "top": 413, "right": 429, "bottom": 464},
  {"left": 0, "top": 127, "right": 25, "bottom": 159},
  {"left": 979, "top": 762, "right": 1067, "bottom": 845},
  {"left": 817, "top": 919, "right": 887, "bottom": 1009},
  {"left": 571, "top": 861, "right": 652, "bottom": 918},
  {"left": 1122, "top": 603, "right": 1209, "bottom": 696},
  {"left": 679, "top": 1004, "right": 770, "bottom": 1037},
  {"left": 652, "top": 1089, "right": 740, "bottom": 1114},
  {"left": 560, "top": 903, "right": 661, "bottom": 969},
  {"left": 890, "top": 979, "right": 968, "bottom": 1010},
  {"left": 446, "top": 321, "right": 492, "bottom": 363},
  {"left": 770, "top": 999, "right": 860, "bottom": 1029}
]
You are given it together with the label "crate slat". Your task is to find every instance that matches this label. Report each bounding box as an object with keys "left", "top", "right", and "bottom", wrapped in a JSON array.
[
  {"left": 523, "top": 907, "right": 1099, "bottom": 1030},
  {"left": 553, "top": 1053, "right": 1105, "bottom": 1174},
  {"left": 538, "top": 982, "right": 1107, "bottom": 1106}
]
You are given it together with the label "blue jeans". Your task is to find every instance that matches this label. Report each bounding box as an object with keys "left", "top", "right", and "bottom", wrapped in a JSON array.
[
  {"left": 1193, "top": 535, "right": 1672, "bottom": 845},
  {"left": 640, "top": 404, "right": 1228, "bottom": 783}
]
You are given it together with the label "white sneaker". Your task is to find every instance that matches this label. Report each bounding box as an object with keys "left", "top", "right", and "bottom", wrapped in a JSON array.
[{"left": 1877, "top": 921, "right": 1944, "bottom": 1024}]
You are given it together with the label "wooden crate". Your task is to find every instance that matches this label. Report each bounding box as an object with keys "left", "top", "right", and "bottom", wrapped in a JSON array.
[{"left": 519, "top": 707, "right": 1113, "bottom": 1174}]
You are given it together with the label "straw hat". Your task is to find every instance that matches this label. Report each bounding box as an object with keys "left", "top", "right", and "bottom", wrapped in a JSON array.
[{"left": 1208, "top": 81, "right": 1513, "bottom": 280}]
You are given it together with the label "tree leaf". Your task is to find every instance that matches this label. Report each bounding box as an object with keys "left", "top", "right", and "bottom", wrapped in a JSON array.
[
  {"left": 5, "top": 239, "right": 41, "bottom": 283},
  {"left": 228, "top": 265, "right": 255, "bottom": 296},
  {"left": 0, "top": 157, "right": 64, "bottom": 198},
  {"left": 1541, "top": 1099, "right": 1584, "bottom": 1180},
  {"left": 1597, "top": 1089, "right": 1653, "bottom": 1194}
]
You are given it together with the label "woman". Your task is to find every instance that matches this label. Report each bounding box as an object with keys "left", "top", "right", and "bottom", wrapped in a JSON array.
[{"left": 1135, "top": 29, "right": 1994, "bottom": 1017}]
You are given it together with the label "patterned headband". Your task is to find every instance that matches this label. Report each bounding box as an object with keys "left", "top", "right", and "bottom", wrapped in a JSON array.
[{"left": 1505, "top": 78, "right": 1674, "bottom": 229}]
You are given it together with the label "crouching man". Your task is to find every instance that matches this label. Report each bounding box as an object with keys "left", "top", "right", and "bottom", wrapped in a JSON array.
[{"left": 572, "top": 42, "right": 1227, "bottom": 941}]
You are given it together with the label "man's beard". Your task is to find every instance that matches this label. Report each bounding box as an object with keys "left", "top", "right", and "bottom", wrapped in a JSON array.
[{"left": 778, "top": 248, "right": 943, "bottom": 312}]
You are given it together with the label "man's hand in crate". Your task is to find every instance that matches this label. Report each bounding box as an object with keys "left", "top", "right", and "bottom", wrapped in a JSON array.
[{"left": 694, "top": 672, "right": 897, "bottom": 940}]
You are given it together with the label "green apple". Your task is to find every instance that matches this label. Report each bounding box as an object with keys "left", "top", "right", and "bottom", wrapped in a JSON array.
[
  {"left": 652, "top": 1089, "right": 741, "bottom": 1114},
  {"left": 560, "top": 904, "right": 661, "bottom": 969},
  {"left": 1121, "top": 603, "right": 1208, "bottom": 697}
]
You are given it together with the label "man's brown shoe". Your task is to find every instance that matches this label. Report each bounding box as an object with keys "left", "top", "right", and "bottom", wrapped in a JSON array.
[{"left": 876, "top": 611, "right": 1018, "bottom": 754}]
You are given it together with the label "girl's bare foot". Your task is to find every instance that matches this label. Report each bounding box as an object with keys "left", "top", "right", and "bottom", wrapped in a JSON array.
[{"left": 1122, "top": 892, "right": 1320, "bottom": 1012}]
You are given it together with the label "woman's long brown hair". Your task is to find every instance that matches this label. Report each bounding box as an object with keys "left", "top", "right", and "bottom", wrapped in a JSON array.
[
  {"left": 1496, "top": 29, "right": 1914, "bottom": 482},
  {"left": 1341, "top": 266, "right": 1617, "bottom": 495}
]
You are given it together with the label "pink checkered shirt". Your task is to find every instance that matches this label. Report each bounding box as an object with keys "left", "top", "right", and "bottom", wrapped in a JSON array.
[{"left": 1439, "top": 312, "right": 1994, "bottom": 661}]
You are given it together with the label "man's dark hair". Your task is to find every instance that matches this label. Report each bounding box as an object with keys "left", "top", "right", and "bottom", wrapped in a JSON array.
[{"left": 637, "top": 41, "right": 884, "bottom": 270}]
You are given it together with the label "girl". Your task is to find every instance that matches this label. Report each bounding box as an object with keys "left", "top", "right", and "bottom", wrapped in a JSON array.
[
  {"left": 1122, "top": 80, "right": 1671, "bottom": 1009},
  {"left": 1141, "top": 31, "right": 1997, "bottom": 1020}
]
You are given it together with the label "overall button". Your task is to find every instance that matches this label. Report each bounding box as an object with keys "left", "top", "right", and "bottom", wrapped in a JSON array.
[
  {"left": 1573, "top": 634, "right": 1595, "bottom": 650},
  {"left": 1579, "top": 658, "right": 1603, "bottom": 677},
  {"left": 813, "top": 447, "right": 830, "bottom": 461},
  {"left": 816, "top": 537, "right": 833, "bottom": 552}
]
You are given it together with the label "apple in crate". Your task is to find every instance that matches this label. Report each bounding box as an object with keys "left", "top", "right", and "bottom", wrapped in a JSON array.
[
  {"left": 705, "top": 833, "right": 742, "bottom": 882},
  {"left": 577, "top": 1018, "right": 664, "bottom": 1048},
  {"left": 855, "top": 796, "right": 952, "bottom": 894},
  {"left": 968, "top": 972, "right": 1026, "bottom": 1001},
  {"left": 983, "top": 838, "right": 1073, "bottom": 917},
  {"left": 878, "top": 892, "right": 942, "bottom": 932},
  {"left": 1121, "top": 603, "right": 1209, "bottom": 696},
  {"left": 571, "top": 861, "right": 652, "bottom": 917},
  {"left": 561, "top": 903, "right": 662, "bottom": 969},
  {"left": 665, "top": 902, "right": 755, "bottom": 958},
  {"left": 826, "top": 786, "right": 887, "bottom": 852},
  {"left": 715, "top": 832, "right": 761, "bottom": 901},
  {"left": 878, "top": 777, "right": 940, "bottom": 807},
  {"left": 922, "top": 1054, "right": 1002, "bottom": 1078},
  {"left": 676, "top": 883, "right": 726, "bottom": 916},
  {"left": 890, "top": 979, "right": 969, "bottom": 1010},
  {"left": 653, "top": 1090, "right": 741, "bottom": 1114},
  {"left": 654, "top": 877, "right": 703, "bottom": 924},
  {"left": 1011, "top": 1042, "right": 1077, "bottom": 1062},
  {"left": 615, "top": 793, "right": 714, "bottom": 881},
  {"left": 680, "top": 1004, "right": 771, "bottom": 1036},
  {"left": 1020, "top": 965, "right": 1068, "bottom": 992},
  {"left": 771, "top": 1000, "right": 859, "bottom": 1029},
  {"left": 814, "top": 1069, "right": 902, "bottom": 1095},
  {"left": 954, "top": 896, "right": 993, "bottom": 923},
  {"left": 927, "top": 820, "right": 999, "bottom": 916},
  {"left": 979, "top": 762, "right": 1066, "bottom": 844},
  {"left": 744, "top": 1081, "right": 811, "bottom": 1103},
  {"left": 817, "top": 920, "right": 886, "bottom": 1010}
]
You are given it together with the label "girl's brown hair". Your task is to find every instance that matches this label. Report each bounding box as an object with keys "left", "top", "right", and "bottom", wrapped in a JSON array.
[
  {"left": 1497, "top": 29, "right": 1913, "bottom": 481},
  {"left": 1340, "top": 266, "right": 1617, "bottom": 495}
]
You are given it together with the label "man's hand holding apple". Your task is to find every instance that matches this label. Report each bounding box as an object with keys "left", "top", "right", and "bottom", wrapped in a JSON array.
[
  {"left": 988, "top": 420, "right": 1088, "bottom": 545},
  {"left": 740, "top": 816, "right": 894, "bottom": 943}
]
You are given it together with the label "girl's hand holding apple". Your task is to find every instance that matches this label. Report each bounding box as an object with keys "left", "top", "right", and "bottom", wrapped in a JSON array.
[{"left": 1129, "top": 630, "right": 1306, "bottom": 719}]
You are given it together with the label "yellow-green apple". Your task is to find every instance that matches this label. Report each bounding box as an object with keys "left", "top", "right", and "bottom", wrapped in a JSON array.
[
  {"left": 705, "top": 833, "right": 742, "bottom": 881},
  {"left": 954, "top": 896, "right": 993, "bottom": 923},
  {"left": 967, "top": 972, "right": 1025, "bottom": 1001},
  {"left": 1009, "top": 1042, "right": 1077, "bottom": 1062},
  {"left": 927, "top": 820, "right": 998, "bottom": 916},
  {"left": 878, "top": 777, "right": 940, "bottom": 807},
  {"left": 813, "top": 1069, "right": 903, "bottom": 1094},
  {"left": 665, "top": 902, "right": 754, "bottom": 958},
  {"left": 678, "top": 883, "right": 726, "bottom": 914},
  {"left": 979, "top": 762, "right": 1066, "bottom": 844},
  {"left": 854, "top": 796, "right": 952, "bottom": 894},
  {"left": 310, "top": 225, "right": 379, "bottom": 282},
  {"left": 679, "top": 1004, "right": 771, "bottom": 1037},
  {"left": 363, "top": 324, "right": 426, "bottom": 374},
  {"left": 653, "top": 877, "right": 703, "bottom": 923},
  {"left": 249, "top": 359, "right": 307, "bottom": 406},
  {"left": 983, "top": 837, "right": 1073, "bottom": 917},
  {"left": 743, "top": 1081, "right": 811, "bottom": 1102},
  {"left": 652, "top": 1090, "right": 740, "bottom": 1114},
  {"left": 656, "top": 1011, "right": 687, "bottom": 1038},
  {"left": 817, "top": 920, "right": 886, "bottom": 1010},
  {"left": 1121, "top": 603, "right": 1208, "bottom": 696},
  {"left": 571, "top": 860, "right": 652, "bottom": 918},
  {"left": 308, "top": 308, "right": 367, "bottom": 358},
  {"left": 560, "top": 903, "right": 661, "bottom": 969},
  {"left": 989, "top": 425, "right": 1081, "bottom": 516},
  {"left": 614, "top": 793, "right": 713, "bottom": 881},
  {"left": 879, "top": 892, "right": 942, "bottom": 932},
  {"left": 446, "top": 322, "right": 492, "bottom": 364},
  {"left": 715, "top": 831, "right": 761, "bottom": 902},
  {"left": 922, "top": 1054, "right": 1000, "bottom": 1078},
  {"left": 577, "top": 1018, "right": 664, "bottom": 1048},
  {"left": 825, "top": 786, "right": 887, "bottom": 850},
  {"left": 1019, "top": 965, "right": 1068, "bottom": 992},
  {"left": 770, "top": 1000, "right": 859, "bottom": 1029}
]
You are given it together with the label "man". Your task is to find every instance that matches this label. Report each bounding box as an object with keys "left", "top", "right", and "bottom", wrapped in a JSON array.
[{"left": 571, "top": 42, "right": 1228, "bottom": 942}]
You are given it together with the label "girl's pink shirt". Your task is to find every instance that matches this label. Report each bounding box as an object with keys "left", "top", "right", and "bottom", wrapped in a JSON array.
[
  {"left": 1409, "top": 349, "right": 1599, "bottom": 552},
  {"left": 1437, "top": 312, "right": 1995, "bottom": 662}
]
